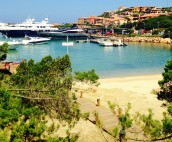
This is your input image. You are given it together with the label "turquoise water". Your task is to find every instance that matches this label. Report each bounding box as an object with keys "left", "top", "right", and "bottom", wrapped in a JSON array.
[{"left": 3, "top": 37, "right": 172, "bottom": 78}]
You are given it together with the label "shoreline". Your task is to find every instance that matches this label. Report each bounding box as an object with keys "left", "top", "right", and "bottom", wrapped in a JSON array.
[
  {"left": 122, "top": 36, "right": 172, "bottom": 44},
  {"left": 91, "top": 35, "right": 172, "bottom": 44},
  {"left": 99, "top": 71, "right": 163, "bottom": 79}
]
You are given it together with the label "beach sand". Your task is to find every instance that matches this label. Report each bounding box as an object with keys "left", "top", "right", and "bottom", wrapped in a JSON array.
[
  {"left": 75, "top": 74, "right": 166, "bottom": 119},
  {"left": 70, "top": 74, "right": 168, "bottom": 142},
  {"left": 69, "top": 74, "right": 167, "bottom": 142}
]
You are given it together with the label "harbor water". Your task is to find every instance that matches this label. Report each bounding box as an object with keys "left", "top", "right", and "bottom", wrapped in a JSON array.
[{"left": 2, "top": 37, "right": 172, "bottom": 78}]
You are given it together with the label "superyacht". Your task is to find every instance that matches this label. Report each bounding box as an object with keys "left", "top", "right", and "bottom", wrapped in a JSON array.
[{"left": 0, "top": 18, "right": 57, "bottom": 37}]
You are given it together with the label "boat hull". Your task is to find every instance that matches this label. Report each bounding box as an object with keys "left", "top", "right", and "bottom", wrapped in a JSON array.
[
  {"left": 0, "top": 30, "right": 38, "bottom": 38},
  {"left": 98, "top": 41, "right": 113, "bottom": 46},
  {"left": 38, "top": 32, "right": 88, "bottom": 39},
  {"left": 21, "top": 37, "right": 51, "bottom": 45}
]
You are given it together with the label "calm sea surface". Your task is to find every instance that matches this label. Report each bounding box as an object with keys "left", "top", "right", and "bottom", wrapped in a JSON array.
[{"left": 2, "top": 36, "right": 172, "bottom": 78}]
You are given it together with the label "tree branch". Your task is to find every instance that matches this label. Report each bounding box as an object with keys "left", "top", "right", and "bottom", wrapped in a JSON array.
[{"left": 11, "top": 94, "right": 55, "bottom": 100}]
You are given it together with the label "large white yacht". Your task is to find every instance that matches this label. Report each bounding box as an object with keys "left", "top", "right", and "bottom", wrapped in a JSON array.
[{"left": 0, "top": 18, "right": 57, "bottom": 37}]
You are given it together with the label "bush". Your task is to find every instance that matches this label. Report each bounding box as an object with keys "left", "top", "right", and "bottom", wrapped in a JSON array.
[
  {"left": 158, "top": 60, "right": 172, "bottom": 102},
  {"left": 129, "top": 33, "right": 137, "bottom": 37},
  {"left": 74, "top": 69, "right": 99, "bottom": 84},
  {"left": 163, "top": 27, "right": 172, "bottom": 39}
]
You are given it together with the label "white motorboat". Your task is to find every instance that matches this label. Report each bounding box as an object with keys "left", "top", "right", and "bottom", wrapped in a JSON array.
[
  {"left": 0, "top": 40, "right": 20, "bottom": 46},
  {"left": 98, "top": 39, "right": 113, "bottom": 46},
  {"left": 21, "top": 37, "right": 51, "bottom": 45},
  {"left": 113, "top": 39, "right": 127, "bottom": 46},
  {"left": 0, "top": 40, "right": 21, "bottom": 50}
]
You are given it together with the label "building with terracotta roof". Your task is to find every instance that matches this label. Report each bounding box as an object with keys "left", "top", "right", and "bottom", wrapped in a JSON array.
[
  {"left": 77, "top": 6, "right": 171, "bottom": 28},
  {"left": 110, "top": 15, "right": 127, "bottom": 25}
]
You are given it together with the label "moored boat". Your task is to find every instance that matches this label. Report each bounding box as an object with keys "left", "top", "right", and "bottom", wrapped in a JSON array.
[
  {"left": 98, "top": 39, "right": 113, "bottom": 46},
  {"left": 0, "top": 40, "right": 21, "bottom": 47},
  {"left": 113, "top": 39, "right": 127, "bottom": 46},
  {"left": 38, "top": 28, "right": 88, "bottom": 39},
  {"left": 21, "top": 37, "right": 51, "bottom": 45}
]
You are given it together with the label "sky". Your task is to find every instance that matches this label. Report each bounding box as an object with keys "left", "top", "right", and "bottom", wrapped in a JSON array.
[{"left": 0, "top": 0, "right": 171, "bottom": 24}]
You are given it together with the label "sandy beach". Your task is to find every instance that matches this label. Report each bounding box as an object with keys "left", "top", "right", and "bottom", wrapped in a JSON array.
[
  {"left": 75, "top": 74, "right": 166, "bottom": 119},
  {"left": 70, "top": 74, "right": 168, "bottom": 142}
]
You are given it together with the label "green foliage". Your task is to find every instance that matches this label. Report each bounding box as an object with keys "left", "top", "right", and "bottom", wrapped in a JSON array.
[
  {"left": 98, "top": 13, "right": 110, "bottom": 18},
  {"left": 10, "top": 118, "right": 45, "bottom": 142},
  {"left": 163, "top": 27, "right": 172, "bottom": 39},
  {"left": 163, "top": 7, "right": 172, "bottom": 12},
  {"left": 120, "top": 22, "right": 133, "bottom": 29},
  {"left": 108, "top": 102, "right": 132, "bottom": 139},
  {"left": 162, "top": 117, "right": 172, "bottom": 135},
  {"left": 22, "top": 107, "right": 43, "bottom": 121},
  {"left": 167, "top": 106, "right": 172, "bottom": 116},
  {"left": 127, "top": 29, "right": 134, "bottom": 34},
  {"left": 141, "top": 109, "right": 162, "bottom": 139},
  {"left": 119, "top": 103, "right": 133, "bottom": 129},
  {"left": 107, "top": 101, "right": 118, "bottom": 114},
  {"left": 47, "top": 122, "right": 55, "bottom": 134},
  {"left": 0, "top": 130, "right": 8, "bottom": 142},
  {"left": 152, "top": 29, "right": 162, "bottom": 35},
  {"left": 10, "top": 55, "right": 79, "bottom": 123},
  {"left": 0, "top": 55, "right": 81, "bottom": 141},
  {"left": 0, "top": 73, "right": 4, "bottom": 80},
  {"left": 81, "top": 112, "right": 90, "bottom": 120},
  {"left": 74, "top": 69, "right": 99, "bottom": 84},
  {"left": 161, "top": 105, "right": 172, "bottom": 136},
  {"left": 11, "top": 55, "right": 72, "bottom": 89},
  {"left": 112, "top": 127, "right": 119, "bottom": 138},
  {"left": 133, "top": 15, "right": 172, "bottom": 31},
  {"left": 129, "top": 33, "right": 137, "bottom": 37},
  {"left": 158, "top": 60, "right": 172, "bottom": 102},
  {"left": 0, "top": 89, "right": 21, "bottom": 129},
  {"left": 0, "top": 42, "right": 8, "bottom": 61},
  {"left": 0, "top": 42, "right": 8, "bottom": 53},
  {"left": 47, "top": 134, "right": 78, "bottom": 142},
  {"left": 0, "top": 89, "right": 47, "bottom": 141},
  {"left": 58, "top": 23, "right": 73, "bottom": 28}
]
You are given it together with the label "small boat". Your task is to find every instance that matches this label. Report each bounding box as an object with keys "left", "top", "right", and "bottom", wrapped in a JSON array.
[
  {"left": 98, "top": 39, "right": 113, "bottom": 46},
  {"left": 62, "top": 36, "right": 74, "bottom": 47},
  {"left": 21, "top": 36, "right": 51, "bottom": 45},
  {"left": 0, "top": 40, "right": 20, "bottom": 46},
  {"left": 113, "top": 39, "right": 127, "bottom": 46}
]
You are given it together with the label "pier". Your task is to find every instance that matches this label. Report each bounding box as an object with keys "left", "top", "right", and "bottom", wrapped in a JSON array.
[{"left": 75, "top": 39, "right": 90, "bottom": 43}]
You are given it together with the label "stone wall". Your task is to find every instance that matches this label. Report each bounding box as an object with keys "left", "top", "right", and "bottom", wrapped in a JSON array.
[{"left": 114, "top": 37, "right": 172, "bottom": 44}]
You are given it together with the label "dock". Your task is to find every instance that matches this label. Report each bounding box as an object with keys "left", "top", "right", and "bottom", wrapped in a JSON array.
[{"left": 75, "top": 39, "right": 90, "bottom": 43}]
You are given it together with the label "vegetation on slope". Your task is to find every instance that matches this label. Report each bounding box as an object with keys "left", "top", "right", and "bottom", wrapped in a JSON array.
[{"left": 0, "top": 55, "right": 80, "bottom": 141}]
